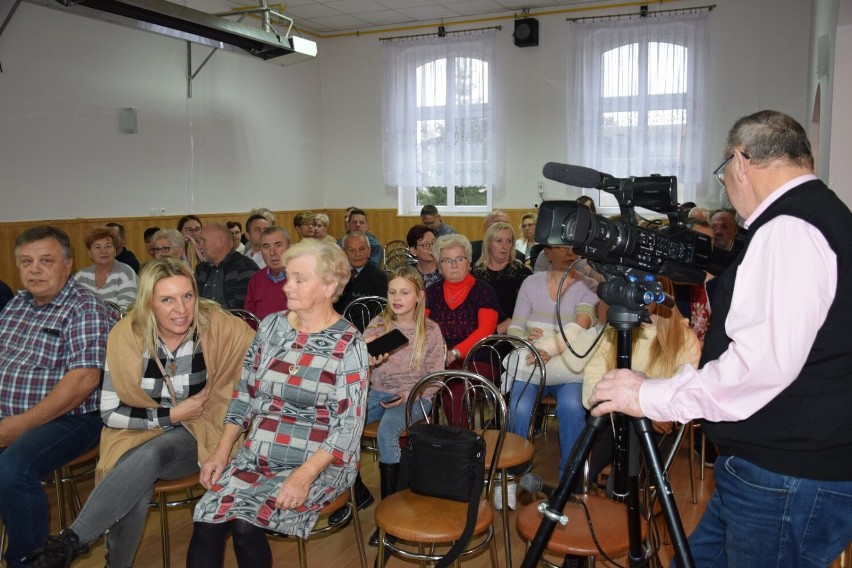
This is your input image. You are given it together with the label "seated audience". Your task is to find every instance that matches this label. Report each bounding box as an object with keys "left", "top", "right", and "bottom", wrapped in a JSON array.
[
  {"left": 419, "top": 204, "right": 456, "bottom": 237},
  {"left": 195, "top": 223, "right": 258, "bottom": 310},
  {"left": 333, "top": 232, "right": 388, "bottom": 314},
  {"left": 28, "top": 258, "right": 254, "bottom": 568},
  {"left": 74, "top": 227, "right": 137, "bottom": 308},
  {"left": 226, "top": 221, "right": 245, "bottom": 254},
  {"left": 471, "top": 210, "right": 524, "bottom": 263},
  {"left": 471, "top": 221, "right": 532, "bottom": 333},
  {"left": 0, "top": 226, "right": 112, "bottom": 568},
  {"left": 507, "top": 245, "right": 599, "bottom": 481},
  {"left": 143, "top": 226, "right": 161, "bottom": 259},
  {"left": 515, "top": 213, "right": 537, "bottom": 263},
  {"left": 339, "top": 208, "right": 382, "bottom": 266},
  {"left": 710, "top": 208, "right": 740, "bottom": 251},
  {"left": 178, "top": 215, "right": 204, "bottom": 270},
  {"left": 361, "top": 266, "right": 446, "bottom": 545},
  {"left": 106, "top": 222, "right": 140, "bottom": 273},
  {"left": 244, "top": 227, "right": 290, "bottom": 320},
  {"left": 293, "top": 211, "right": 316, "bottom": 241},
  {"left": 186, "top": 240, "right": 368, "bottom": 568},
  {"left": 406, "top": 224, "right": 441, "bottom": 288},
  {"left": 243, "top": 214, "right": 271, "bottom": 269}
]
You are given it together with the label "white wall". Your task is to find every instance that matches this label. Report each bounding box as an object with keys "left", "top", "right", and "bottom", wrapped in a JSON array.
[
  {"left": 0, "top": 0, "right": 832, "bottom": 222},
  {"left": 828, "top": 0, "right": 852, "bottom": 203},
  {"left": 320, "top": 0, "right": 815, "bottom": 212},
  {"left": 0, "top": 2, "right": 323, "bottom": 221}
]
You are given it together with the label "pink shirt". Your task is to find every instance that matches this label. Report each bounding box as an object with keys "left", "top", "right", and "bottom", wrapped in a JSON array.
[{"left": 640, "top": 175, "right": 839, "bottom": 422}]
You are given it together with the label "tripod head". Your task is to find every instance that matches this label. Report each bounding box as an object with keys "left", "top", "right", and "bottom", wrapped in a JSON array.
[{"left": 590, "top": 262, "right": 670, "bottom": 330}]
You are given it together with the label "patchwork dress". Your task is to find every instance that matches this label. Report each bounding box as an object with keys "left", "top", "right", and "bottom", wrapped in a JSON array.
[{"left": 192, "top": 312, "right": 369, "bottom": 538}]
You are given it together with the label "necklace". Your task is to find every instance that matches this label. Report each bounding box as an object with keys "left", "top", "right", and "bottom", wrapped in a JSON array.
[{"left": 446, "top": 282, "right": 472, "bottom": 305}]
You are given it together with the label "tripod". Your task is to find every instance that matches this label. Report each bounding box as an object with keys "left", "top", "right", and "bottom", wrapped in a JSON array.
[{"left": 521, "top": 272, "right": 694, "bottom": 568}]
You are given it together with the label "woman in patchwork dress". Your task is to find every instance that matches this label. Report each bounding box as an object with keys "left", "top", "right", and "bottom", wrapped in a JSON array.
[{"left": 187, "top": 239, "right": 369, "bottom": 568}]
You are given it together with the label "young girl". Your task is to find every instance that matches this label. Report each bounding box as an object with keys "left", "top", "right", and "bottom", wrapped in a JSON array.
[{"left": 363, "top": 266, "right": 446, "bottom": 545}]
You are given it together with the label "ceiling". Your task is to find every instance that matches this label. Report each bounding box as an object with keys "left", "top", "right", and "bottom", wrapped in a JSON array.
[{"left": 222, "top": 0, "right": 613, "bottom": 35}]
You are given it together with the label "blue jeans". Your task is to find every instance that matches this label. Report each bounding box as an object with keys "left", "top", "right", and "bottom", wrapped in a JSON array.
[
  {"left": 366, "top": 390, "right": 431, "bottom": 464},
  {"left": 0, "top": 413, "right": 102, "bottom": 568},
  {"left": 509, "top": 381, "right": 584, "bottom": 478},
  {"left": 680, "top": 456, "right": 852, "bottom": 568}
]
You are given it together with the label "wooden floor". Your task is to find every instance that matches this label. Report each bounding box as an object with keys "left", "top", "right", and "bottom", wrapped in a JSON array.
[{"left": 39, "top": 420, "right": 720, "bottom": 568}]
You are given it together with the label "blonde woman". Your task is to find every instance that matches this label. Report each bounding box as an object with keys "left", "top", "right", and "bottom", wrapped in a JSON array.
[{"left": 362, "top": 266, "right": 446, "bottom": 545}]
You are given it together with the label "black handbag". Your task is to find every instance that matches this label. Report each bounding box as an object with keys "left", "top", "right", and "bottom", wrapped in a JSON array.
[{"left": 397, "top": 423, "right": 486, "bottom": 568}]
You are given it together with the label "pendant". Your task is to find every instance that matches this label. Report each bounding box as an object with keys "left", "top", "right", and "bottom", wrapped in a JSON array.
[
  {"left": 168, "top": 362, "right": 177, "bottom": 375},
  {"left": 289, "top": 364, "right": 300, "bottom": 375}
]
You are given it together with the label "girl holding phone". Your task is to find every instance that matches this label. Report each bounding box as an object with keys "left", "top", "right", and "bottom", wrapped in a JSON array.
[{"left": 362, "top": 266, "right": 446, "bottom": 545}]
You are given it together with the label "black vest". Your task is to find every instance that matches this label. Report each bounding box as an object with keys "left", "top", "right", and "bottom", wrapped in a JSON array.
[{"left": 700, "top": 179, "right": 852, "bottom": 480}]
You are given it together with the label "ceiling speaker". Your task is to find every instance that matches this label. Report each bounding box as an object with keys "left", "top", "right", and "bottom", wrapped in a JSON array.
[{"left": 514, "top": 18, "right": 539, "bottom": 48}]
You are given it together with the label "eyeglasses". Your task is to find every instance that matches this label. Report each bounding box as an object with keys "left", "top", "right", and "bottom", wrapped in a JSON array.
[
  {"left": 521, "top": 223, "right": 535, "bottom": 229},
  {"left": 417, "top": 241, "right": 435, "bottom": 249},
  {"left": 182, "top": 226, "right": 202, "bottom": 234},
  {"left": 713, "top": 150, "right": 750, "bottom": 188},
  {"left": 151, "top": 246, "right": 172, "bottom": 254},
  {"left": 440, "top": 256, "right": 468, "bottom": 266}
]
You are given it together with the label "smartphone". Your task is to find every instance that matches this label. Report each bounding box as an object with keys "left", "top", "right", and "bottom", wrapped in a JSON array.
[
  {"left": 367, "top": 328, "right": 409, "bottom": 357},
  {"left": 381, "top": 394, "right": 402, "bottom": 406}
]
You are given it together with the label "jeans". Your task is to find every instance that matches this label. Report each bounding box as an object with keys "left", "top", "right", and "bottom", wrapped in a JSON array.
[
  {"left": 510, "top": 381, "right": 584, "bottom": 478},
  {"left": 366, "top": 389, "right": 432, "bottom": 464},
  {"left": 0, "top": 413, "right": 102, "bottom": 568},
  {"left": 70, "top": 426, "right": 199, "bottom": 568},
  {"left": 680, "top": 455, "right": 852, "bottom": 568}
]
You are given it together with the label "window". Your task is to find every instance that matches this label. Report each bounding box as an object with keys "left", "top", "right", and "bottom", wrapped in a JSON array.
[
  {"left": 382, "top": 30, "right": 498, "bottom": 214},
  {"left": 566, "top": 14, "right": 709, "bottom": 211}
]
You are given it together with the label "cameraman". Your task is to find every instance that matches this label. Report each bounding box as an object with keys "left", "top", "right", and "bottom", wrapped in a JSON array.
[{"left": 589, "top": 110, "right": 852, "bottom": 566}]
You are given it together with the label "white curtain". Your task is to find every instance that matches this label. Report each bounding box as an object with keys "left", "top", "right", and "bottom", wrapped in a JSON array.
[
  {"left": 382, "top": 30, "right": 498, "bottom": 211},
  {"left": 566, "top": 13, "right": 709, "bottom": 206}
]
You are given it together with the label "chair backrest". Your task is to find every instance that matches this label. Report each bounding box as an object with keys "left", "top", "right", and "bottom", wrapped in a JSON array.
[
  {"left": 384, "top": 251, "right": 416, "bottom": 271},
  {"left": 342, "top": 295, "right": 387, "bottom": 333},
  {"left": 463, "top": 334, "right": 546, "bottom": 442},
  {"left": 103, "top": 300, "right": 126, "bottom": 321},
  {"left": 228, "top": 308, "right": 261, "bottom": 330},
  {"left": 384, "top": 240, "right": 408, "bottom": 255},
  {"left": 405, "top": 369, "right": 508, "bottom": 500}
]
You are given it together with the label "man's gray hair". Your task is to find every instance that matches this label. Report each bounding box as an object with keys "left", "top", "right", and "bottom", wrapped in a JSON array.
[{"left": 725, "top": 110, "right": 814, "bottom": 170}]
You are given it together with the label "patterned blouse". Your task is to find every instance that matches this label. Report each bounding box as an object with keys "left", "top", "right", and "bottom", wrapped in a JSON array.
[{"left": 192, "top": 312, "right": 368, "bottom": 537}]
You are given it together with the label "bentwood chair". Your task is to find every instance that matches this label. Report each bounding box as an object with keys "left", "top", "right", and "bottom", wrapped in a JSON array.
[
  {"left": 464, "top": 334, "right": 546, "bottom": 564},
  {"left": 228, "top": 308, "right": 261, "bottom": 330},
  {"left": 103, "top": 300, "right": 126, "bottom": 321},
  {"left": 342, "top": 296, "right": 387, "bottom": 333},
  {"left": 150, "top": 474, "right": 202, "bottom": 568},
  {"left": 374, "top": 370, "right": 507, "bottom": 568}
]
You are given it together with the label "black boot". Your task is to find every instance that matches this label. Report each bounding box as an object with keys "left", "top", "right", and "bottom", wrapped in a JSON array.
[
  {"left": 369, "top": 462, "right": 400, "bottom": 547},
  {"left": 329, "top": 472, "right": 374, "bottom": 526},
  {"left": 26, "top": 529, "right": 90, "bottom": 567}
]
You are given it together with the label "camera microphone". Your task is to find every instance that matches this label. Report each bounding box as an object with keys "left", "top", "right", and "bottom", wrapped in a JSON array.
[
  {"left": 542, "top": 162, "right": 612, "bottom": 189},
  {"left": 519, "top": 473, "right": 557, "bottom": 497}
]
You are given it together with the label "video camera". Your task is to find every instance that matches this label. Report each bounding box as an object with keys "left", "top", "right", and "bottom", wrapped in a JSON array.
[{"left": 536, "top": 162, "right": 735, "bottom": 285}]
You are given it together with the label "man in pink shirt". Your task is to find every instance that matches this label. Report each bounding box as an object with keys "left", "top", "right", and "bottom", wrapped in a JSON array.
[{"left": 589, "top": 111, "right": 852, "bottom": 566}]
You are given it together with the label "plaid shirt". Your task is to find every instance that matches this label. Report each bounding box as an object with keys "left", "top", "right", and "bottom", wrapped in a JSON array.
[{"left": 0, "top": 278, "right": 113, "bottom": 418}]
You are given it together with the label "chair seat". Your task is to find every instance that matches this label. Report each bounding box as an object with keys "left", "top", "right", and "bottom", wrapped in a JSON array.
[
  {"left": 65, "top": 445, "right": 100, "bottom": 468},
  {"left": 516, "top": 496, "right": 647, "bottom": 557},
  {"left": 319, "top": 490, "right": 350, "bottom": 516},
  {"left": 482, "top": 430, "right": 534, "bottom": 469},
  {"left": 375, "top": 489, "right": 493, "bottom": 542},
  {"left": 154, "top": 473, "right": 200, "bottom": 494}
]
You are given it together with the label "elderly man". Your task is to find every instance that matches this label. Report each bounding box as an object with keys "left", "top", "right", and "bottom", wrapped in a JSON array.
[
  {"left": 339, "top": 208, "right": 383, "bottom": 266},
  {"left": 244, "top": 226, "right": 290, "bottom": 320},
  {"left": 333, "top": 232, "right": 388, "bottom": 314},
  {"left": 419, "top": 204, "right": 456, "bottom": 238},
  {"left": 105, "top": 222, "right": 140, "bottom": 273},
  {"left": 242, "top": 213, "right": 271, "bottom": 269},
  {"left": 0, "top": 226, "right": 112, "bottom": 567},
  {"left": 196, "top": 223, "right": 258, "bottom": 310},
  {"left": 589, "top": 111, "right": 852, "bottom": 565},
  {"left": 709, "top": 209, "right": 740, "bottom": 251}
]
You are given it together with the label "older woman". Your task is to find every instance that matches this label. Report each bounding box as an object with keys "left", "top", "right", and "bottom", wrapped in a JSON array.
[
  {"left": 74, "top": 227, "right": 137, "bottom": 308},
  {"left": 471, "top": 221, "right": 531, "bottom": 333},
  {"left": 151, "top": 229, "right": 188, "bottom": 264},
  {"left": 425, "top": 234, "right": 501, "bottom": 423},
  {"left": 30, "top": 258, "right": 254, "bottom": 567},
  {"left": 187, "top": 239, "right": 369, "bottom": 568},
  {"left": 515, "top": 213, "right": 537, "bottom": 263},
  {"left": 507, "top": 245, "right": 599, "bottom": 480},
  {"left": 407, "top": 224, "right": 441, "bottom": 288},
  {"left": 312, "top": 213, "right": 338, "bottom": 245}
]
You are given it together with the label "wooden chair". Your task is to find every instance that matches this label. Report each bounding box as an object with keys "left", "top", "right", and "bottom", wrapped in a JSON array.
[
  {"left": 464, "top": 334, "right": 546, "bottom": 564},
  {"left": 150, "top": 473, "right": 202, "bottom": 568},
  {"left": 342, "top": 296, "right": 387, "bottom": 333},
  {"left": 267, "top": 484, "right": 367, "bottom": 568},
  {"left": 228, "top": 308, "right": 261, "bottom": 330},
  {"left": 374, "top": 370, "right": 507, "bottom": 567}
]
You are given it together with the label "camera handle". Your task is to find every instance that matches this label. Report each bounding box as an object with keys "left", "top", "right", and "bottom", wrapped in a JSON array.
[{"left": 521, "top": 278, "right": 694, "bottom": 568}]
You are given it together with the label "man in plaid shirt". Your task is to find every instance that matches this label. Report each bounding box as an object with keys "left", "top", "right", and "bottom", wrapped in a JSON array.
[{"left": 0, "top": 226, "right": 113, "bottom": 568}]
